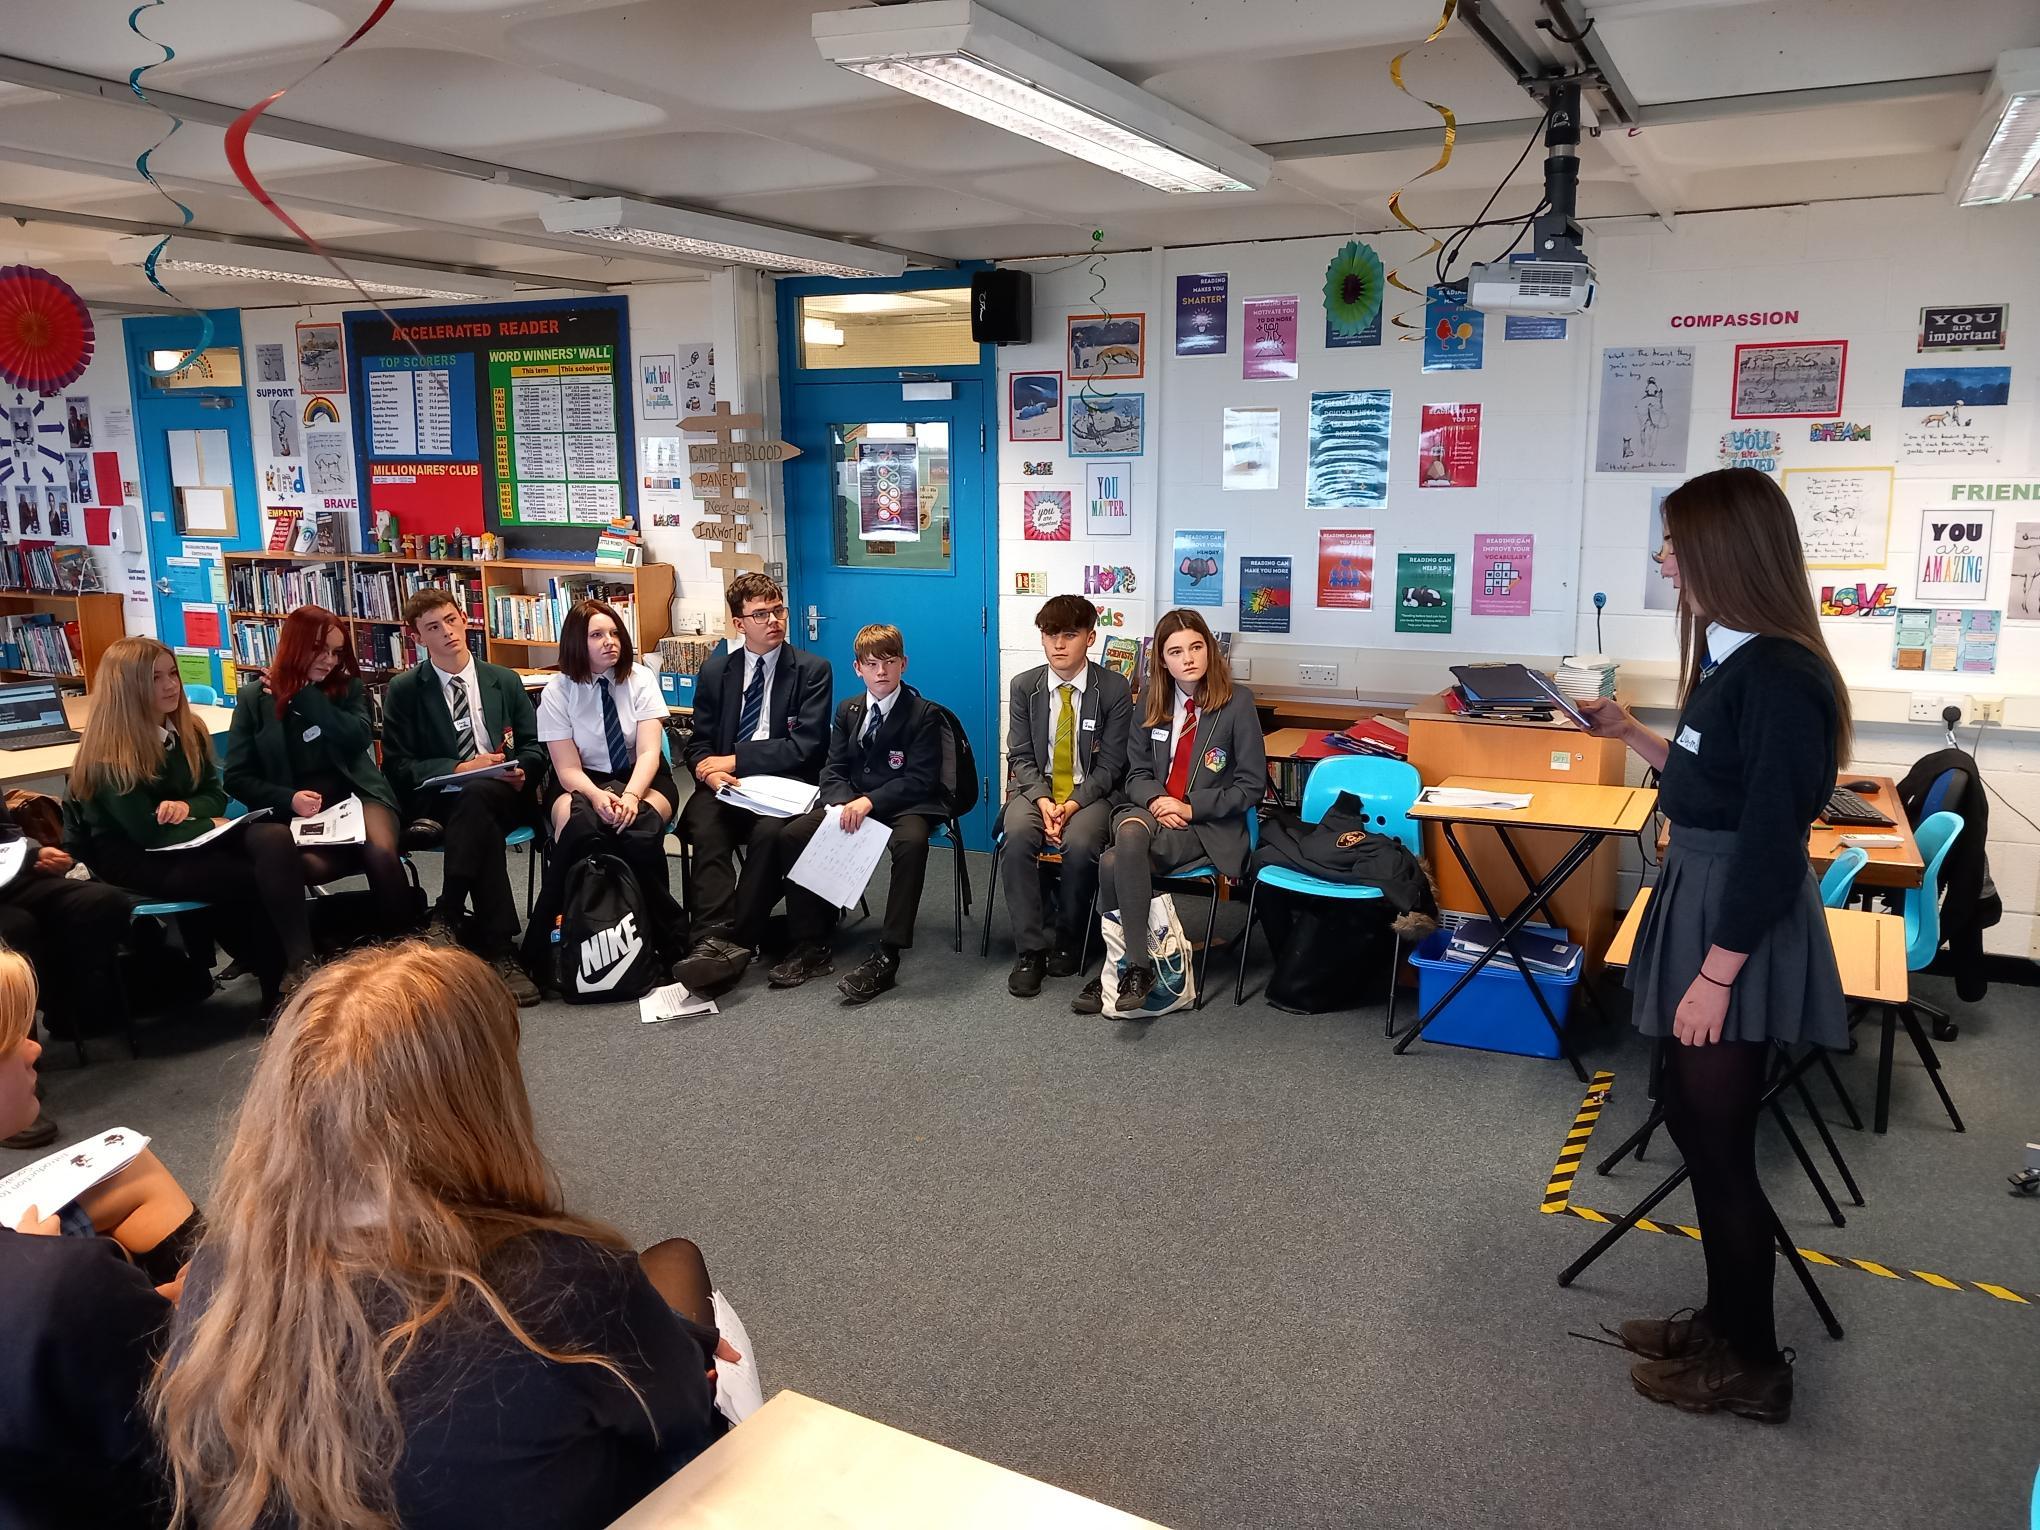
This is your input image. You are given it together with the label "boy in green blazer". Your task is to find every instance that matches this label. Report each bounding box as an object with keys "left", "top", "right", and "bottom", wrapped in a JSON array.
[{"left": 380, "top": 588, "right": 546, "bottom": 1004}]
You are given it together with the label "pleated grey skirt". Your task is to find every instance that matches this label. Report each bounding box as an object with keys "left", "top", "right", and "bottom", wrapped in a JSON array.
[{"left": 1626, "top": 823, "right": 1848, "bottom": 1050}]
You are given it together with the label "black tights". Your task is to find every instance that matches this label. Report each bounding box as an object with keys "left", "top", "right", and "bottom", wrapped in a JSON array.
[
  {"left": 1660, "top": 1038, "right": 1779, "bottom": 1364},
  {"left": 297, "top": 801, "right": 414, "bottom": 935}
]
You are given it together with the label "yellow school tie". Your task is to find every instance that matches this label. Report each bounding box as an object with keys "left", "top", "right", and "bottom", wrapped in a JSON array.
[{"left": 1050, "top": 683, "right": 1076, "bottom": 803}]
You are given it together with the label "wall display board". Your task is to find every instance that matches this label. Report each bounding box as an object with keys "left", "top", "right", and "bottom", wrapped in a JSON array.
[{"left": 345, "top": 296, "right": 634, "bottom": 555}]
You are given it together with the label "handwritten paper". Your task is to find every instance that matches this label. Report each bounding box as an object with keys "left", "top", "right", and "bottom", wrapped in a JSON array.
[
  {"left": 1782, "top": 467, "right": 1893, "bottom": 569},
  {"left": 787, "top": 805, "right": 892, "bottom": 908},
  {"left": 1596, "top": 347, "right": 1693, "bottom": 473}
]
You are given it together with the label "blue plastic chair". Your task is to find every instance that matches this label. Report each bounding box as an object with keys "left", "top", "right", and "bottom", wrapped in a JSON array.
[
  {"left": 1819, "top": 846, "right": 1869, "bottom": 908},
  {"left": 1233, "top": 758, "right": 1423, "bottom": 1025},
  {"left": 1858, "top": 809, "right": 1965, "bottom": 1134},
  {"left": 182, "top": 683, "right": 219, "bottom": 706}
]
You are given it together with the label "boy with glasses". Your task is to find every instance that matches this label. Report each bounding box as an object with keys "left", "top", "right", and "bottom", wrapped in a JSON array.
[{"left": 673, "top": 573, "right": 833, "bottom": 993}]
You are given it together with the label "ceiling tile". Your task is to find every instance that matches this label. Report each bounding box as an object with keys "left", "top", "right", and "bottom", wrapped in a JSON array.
[{"left": 514, "top": 131, "right": 875, "bottom": 199}]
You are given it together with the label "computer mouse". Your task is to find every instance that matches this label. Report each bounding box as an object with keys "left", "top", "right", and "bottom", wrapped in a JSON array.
[{"left": 1843, "top": 779, "right": 1879, "bottom": 792}]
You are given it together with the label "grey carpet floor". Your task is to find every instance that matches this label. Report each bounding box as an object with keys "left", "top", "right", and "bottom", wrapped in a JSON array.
[{"left": 11, "top": 845, "right": 2038, "bottom": 1530}]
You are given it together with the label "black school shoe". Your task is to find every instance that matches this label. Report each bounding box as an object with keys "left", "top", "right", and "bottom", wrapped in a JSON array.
[
  {"left": 672, "top": 936, "right": 753, "bottom": 996},
  {"left": 838, "top": 948, "right": 899, "bottom": 1005},
  {"left": 1045, "top": 943, "right": 1083, "bottom": 979},
  {"left": 1071, "top": 975, "right": 1104, "bottom": 1015},
  {"left": 768, "top": 944, "right": 835, "bottom": 988},
  {"left": 1008, "top": 953, "right": 1046, "bottom": 998},
  {"left": 1616, "top": 1308, "right": 1716, "bottom": 1362},
  {"left": 492, "top": 955, "right": 541, "bottom": 1009},
  {"left": 1631, "top": 1346, "right": 1794, "bottom": 1424},
  {"left": 1115, "top": 963, "right": 1156, "bottom": 1013}
]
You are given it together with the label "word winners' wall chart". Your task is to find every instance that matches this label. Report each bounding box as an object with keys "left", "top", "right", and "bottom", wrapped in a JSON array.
[{"left": 344, "top": 297, "right": 634, "bottom": 555}]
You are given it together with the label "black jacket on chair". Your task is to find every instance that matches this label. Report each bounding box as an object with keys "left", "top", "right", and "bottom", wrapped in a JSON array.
[
  {"left": 1897, "top": 747, "right": 2001, "bottom": 1001},
  {"left": 683, "top": 643, "right": 833, "bottom": 783},
  {"left": 820, "top": 684, "right": 942, "bottom": 822}
]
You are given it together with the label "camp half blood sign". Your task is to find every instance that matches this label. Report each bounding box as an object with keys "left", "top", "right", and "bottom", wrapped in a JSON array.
[{"left": 682, "top": 404, "right": 799, "bottom": 595}]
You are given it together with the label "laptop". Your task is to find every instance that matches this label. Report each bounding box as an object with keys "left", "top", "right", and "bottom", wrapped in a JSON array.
[{"left": 0, "top": 680, "right": 81, "bottom": 751}]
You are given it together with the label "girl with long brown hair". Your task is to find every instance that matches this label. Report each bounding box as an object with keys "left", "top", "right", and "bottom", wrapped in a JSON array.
[
  {"left": 151, "top": 942, "right": 735, "bottom": 1530},
  {"left": 68, "top": 636, "right": 316, "bottom": 1002},
  {"left": 1076, "top": 608, "right": 1265, "bottom": 1017},
  {"left": 1578, "top": 467, "right": 1850, "bottom": 1424},
  {"left": 224, "top": 605, "right": 415, "bottom": 936}
]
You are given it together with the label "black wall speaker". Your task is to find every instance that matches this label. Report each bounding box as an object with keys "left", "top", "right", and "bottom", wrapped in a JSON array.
[{"left": 971, "top": 269, "right": 1032, "bottom": 345}]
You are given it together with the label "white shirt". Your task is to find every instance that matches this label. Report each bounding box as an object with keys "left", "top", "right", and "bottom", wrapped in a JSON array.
[
  {"left": 432, "top": 657, "right": 490, "bottom": 757},
  {"left": 1705, "top": 623, "right": 1758, "bottom": 670},
  {"left": 739, "top": 646, "right": 780, "bottom": 742},
  {"left": 1044, "top": 665, "right": 1088, "bottom": 787},
  {"left": 1166, "top": 685, "right": 1198, "bottom": 765},
  {"left": 858, "top": 686, "right": 900, "bottom": 742},
  {"left": 537, "top": 663, "right": 662, "bottom": 777}
]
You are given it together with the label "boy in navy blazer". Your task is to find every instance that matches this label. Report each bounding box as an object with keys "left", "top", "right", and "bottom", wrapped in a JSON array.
[
  {"left": 673, "top": 572, "right": 833, "bottom": 994},
  {"left": 999, "top": 594, "right": 1132, "bottom": 998},
  {"left": 767, "top": 623, "right": 942, "bottom": 1005}
]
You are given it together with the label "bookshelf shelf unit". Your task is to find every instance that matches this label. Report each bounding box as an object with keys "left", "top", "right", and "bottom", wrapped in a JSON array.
[
  {"left": 0, "top": 590, "right": 125, "bottom": 690},
  {"left": 222, "top": 552, "right": 673, "bottom": 680}
]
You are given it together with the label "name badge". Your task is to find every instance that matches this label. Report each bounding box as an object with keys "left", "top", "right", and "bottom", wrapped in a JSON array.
[
  {"left": 1081, "top": 718, "right": 1096, "bottom": 731},
  {"left": 301, "top": 725, "right": 321, "bottom": 743},
  {"left": 1150, "top": 727, "right": 1170, "bottom": 742},
  {"left": 1675, "top": 725, "right": 1702, "bottom": 755}
]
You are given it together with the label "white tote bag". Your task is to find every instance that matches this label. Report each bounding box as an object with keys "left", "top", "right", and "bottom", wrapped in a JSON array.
[{"left": 1098, "top": 892, "right": 1195, "bottom": 1017}]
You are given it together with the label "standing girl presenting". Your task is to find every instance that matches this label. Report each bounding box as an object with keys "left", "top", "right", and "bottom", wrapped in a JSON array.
[
  {"left": 1079, "top": 609, "right": 1265, "bottom": 1017},
  {"left": 1578, "top": 467, "right": 1849, "bottom": 1424},
  {"left": 530, "top": 599, "right": 687, "bottom": 974},
  {"left": 225, "top": 605, "right": 415, "bottom": 935},
  {"left": 68, "top": 637, "right": 317, "bottom": 1001}
]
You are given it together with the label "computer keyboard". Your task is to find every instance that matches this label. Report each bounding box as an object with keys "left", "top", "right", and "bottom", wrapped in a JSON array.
[{"left": 1821, "top": 788, "right": 1894, "bottom": 828}]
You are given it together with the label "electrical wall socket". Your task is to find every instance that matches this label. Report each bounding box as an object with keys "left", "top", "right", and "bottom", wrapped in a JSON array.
[
  {"left": 1908, "top": 693, "right": 1964, "bottom": 724},
  {"left": 1297, "top": 662, "right": 1340, "bottom": 686},
  {"left": 1233, "top": 657, "right": 1252, "bottom": 681},
  {"left": 1971, "top": 695, "right": 2003, "bottom": 723}
]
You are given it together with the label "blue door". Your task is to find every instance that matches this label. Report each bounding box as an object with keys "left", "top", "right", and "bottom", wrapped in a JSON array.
[
  {"left": 124, "top": 312, "right": 258, "bottom": 693},
  {"left": 782, "top": 380, "right": 995, "bottom": 846}
]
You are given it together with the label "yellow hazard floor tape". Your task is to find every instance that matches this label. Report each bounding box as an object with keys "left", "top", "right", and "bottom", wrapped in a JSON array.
[{"left": 1541, "top": 1070, "right": 2037, "bottom": 1308}]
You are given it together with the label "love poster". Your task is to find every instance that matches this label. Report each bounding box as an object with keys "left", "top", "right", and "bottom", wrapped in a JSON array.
[
  {"left": 1316, "top": 528, "right": 1374, "bottom": 609},
  {"left": 1418, "top": 404, "right": 1481, "bottom": 488}
]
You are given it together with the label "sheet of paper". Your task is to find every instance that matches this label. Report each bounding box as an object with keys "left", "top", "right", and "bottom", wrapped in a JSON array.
[
  {"left": 716, "top": 774, "right": 819, "bottom": 819},
  {"left": 0, "top": 839, "right": 26, "bottom": 890},
  {"left": 147, "top": 806, "right": 272, "bottom": 852},
  {"left": 787, "top": 805, "right": 893, "bottom": 909},
  {"left": 418, "top": 758, "right": 521, "bottom": 791},
  {"left": 1418, "top": 786, "right": 1533, "bottom": 810},
  {"left": 0, "top": 1128, "right": 150, "bottom": 1227},
  {"left": 639, "top": 980, "right": 719, "bottom": 1025},
  {"left": 290, "top": 795, "right": 365, "bottom": 846}
]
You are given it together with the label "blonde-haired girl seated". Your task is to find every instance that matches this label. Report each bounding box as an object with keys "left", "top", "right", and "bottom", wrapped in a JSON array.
[{"left": 152, "top": 942, "right": 748, "bottom": 1530}]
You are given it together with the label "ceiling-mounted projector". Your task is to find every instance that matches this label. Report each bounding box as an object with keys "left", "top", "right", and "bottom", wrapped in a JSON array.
[{"left": 1466, "top": 250, "right": 1596, "bottom": 315}]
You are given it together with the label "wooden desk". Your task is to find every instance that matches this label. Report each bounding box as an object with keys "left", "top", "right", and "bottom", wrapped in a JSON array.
[
  {"left": 1408, "top": 779, "right": 1656, "bottom": 837},
  {"left": 1606, "top": 890, "right": 1907, "bottom": 1004},
  {"left": 1808, "top": 774, "right": 1923, "bottom": 891},
  {"left": 0, "top": 703, "right": 235, "bottom": 789},
  {"left": 607, "top": 1391, "right": 1167, "bottom": 1530}
]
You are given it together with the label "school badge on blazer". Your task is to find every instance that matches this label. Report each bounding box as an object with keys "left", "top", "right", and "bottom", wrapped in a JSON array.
[
  {"left": 1336, "top": 829, "right": 1366, "bottom": 848},
  {"left": 1203, "top": 745, "right": 1227, "bottom": 772},
  {"left": 888, "top": 750, "right": 904, "bottom": 769}
]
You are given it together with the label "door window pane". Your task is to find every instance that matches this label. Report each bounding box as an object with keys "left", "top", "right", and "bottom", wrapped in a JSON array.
[
  {"left": 830, "top": 422, "right": 951, "bottom": 573},
  {"left": 800, "top": 290, "right": 975, "bottom": 370},
  {"left": 145, "top": 347, "right": 243, "bottom": 390}
]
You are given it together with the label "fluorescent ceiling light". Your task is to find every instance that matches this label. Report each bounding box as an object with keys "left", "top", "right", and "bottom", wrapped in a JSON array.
[
  {"left": 814, "top": 1, "right": 1270, "bottom": 194},
  {"left": 110, "top": 234, "right": 513, "bottom": 300},
  {"left": 1951, "top": 48, "right": 2040, "bottom": 206},
  {"left": 811, "top": 291, "right": 953, "bottom": 315},
  {"left": 541, "top": 197, "right": 905, "bottom": 278},
  {"left": 803, "top": 316, "right": 847, "bottom": 347}
]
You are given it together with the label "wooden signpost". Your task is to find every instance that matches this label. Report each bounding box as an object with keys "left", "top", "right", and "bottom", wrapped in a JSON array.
[{"left": 681, "top": 401, "right": 800, "bottom": 601}]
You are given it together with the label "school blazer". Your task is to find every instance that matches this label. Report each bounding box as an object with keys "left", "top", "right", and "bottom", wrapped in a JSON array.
[
  {"left": 682, "top": 643, "right": 833, "bottom": 784},
  {"left": 380, "top": 659, "right": 544, "bottom": 813},
  {"left": 1004, "top": 661, "right": 1132, "bottom": 810},
  {"left": 819, "top": 684, "right": 942, "bottom": 822},
  {"left": 224, "top": 676, "right": 399, "bottom": 818},
  {"left": 1121, "top": 685, "right": 1268, "bottom": 879}
]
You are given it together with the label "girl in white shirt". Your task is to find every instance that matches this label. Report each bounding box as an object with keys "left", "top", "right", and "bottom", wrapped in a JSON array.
[{"left": 533, "top": 600, "right": 687, "bottom": 978}]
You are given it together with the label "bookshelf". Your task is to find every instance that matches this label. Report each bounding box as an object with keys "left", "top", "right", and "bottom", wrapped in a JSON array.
[
  {"left": 0, "top": 590, "right": 125, "bottom": 690},
  {"left": 222, "top": 551, "right": 674, "bottom": 681}
]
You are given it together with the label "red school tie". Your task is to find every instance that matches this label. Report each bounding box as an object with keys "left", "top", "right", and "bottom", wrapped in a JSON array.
[{"left": 1166, "top": 696, "right": 1199, "bottom": 799}]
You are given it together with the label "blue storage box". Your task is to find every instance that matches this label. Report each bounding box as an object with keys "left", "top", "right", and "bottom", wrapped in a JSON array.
[
  {"left": 1407, "top": 923, "right": 1582, "bottom": 1058},
  {"left": 659, "top": 671, "right": 697, "bottom": 708}
]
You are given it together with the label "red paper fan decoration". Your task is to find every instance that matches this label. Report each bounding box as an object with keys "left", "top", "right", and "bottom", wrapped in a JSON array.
[{"left": 0, "top": 265, "right": 96, "bottom": 395}]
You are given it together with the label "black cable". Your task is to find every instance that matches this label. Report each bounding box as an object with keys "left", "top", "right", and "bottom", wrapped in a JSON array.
[{"left": 1436, "top": 108, "right": 1551, "bottom": 285}]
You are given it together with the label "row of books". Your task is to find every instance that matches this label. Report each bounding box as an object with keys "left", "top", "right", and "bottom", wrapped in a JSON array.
[
  {"left": 229, "top": 561, "right": 345, "bottom": 618},
  {"left": 1097, "top": 630, "right": 1236, "bottom": 694},
  {"left": 232, "top": 617, "right": 280, "bottom": 669},
  {"left": 0, "top": 613, "right": 83, "bottom": 676},
  {"left": 654, "top": 637, "right": 721, "bottom": 677},
  {"left": 0, "top": 544, "right": 97, "bottom": 595},
  {"left": 486, "top": 575, "right": 640, "bottom": 647},
  {"left": 352, "top": 624, "right": 483, "bottom": 674}
]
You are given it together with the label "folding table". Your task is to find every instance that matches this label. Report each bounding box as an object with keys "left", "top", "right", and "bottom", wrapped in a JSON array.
[{"left": 1397, "top": 777, "right": 1658, "bottom": 1083}]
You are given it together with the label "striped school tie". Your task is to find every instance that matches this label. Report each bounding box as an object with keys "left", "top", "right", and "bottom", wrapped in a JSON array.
[
  {"left": 736, "top": 658, "right": 767, "bottom": 740},
  {"left": 599, "top": 676, "right": 632, "bottom": 774},
  {"left": 450, "top": 675, "right": 477, "bottom": 762}
]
